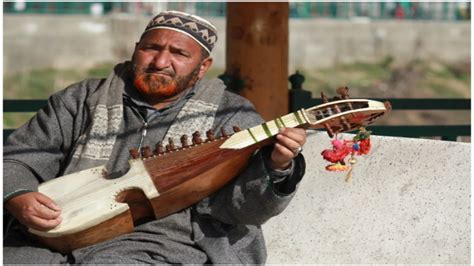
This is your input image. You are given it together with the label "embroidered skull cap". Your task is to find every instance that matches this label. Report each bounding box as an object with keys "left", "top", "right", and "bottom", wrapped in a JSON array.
[{"left": 143, "top": 10, "right": 218, "bottom": 54}]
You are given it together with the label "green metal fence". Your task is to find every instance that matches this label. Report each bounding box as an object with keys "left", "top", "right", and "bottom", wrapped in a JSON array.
[
  {"left": 4, "top": 94, "right": 471, "bottom": 143},
  {"left": 4, "top": 100, "right": 46, "bottom": 141}
]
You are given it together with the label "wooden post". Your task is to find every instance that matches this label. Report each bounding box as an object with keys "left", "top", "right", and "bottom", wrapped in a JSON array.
[{"left": 226, "top": 2, "right": 289, "bottom": 121}]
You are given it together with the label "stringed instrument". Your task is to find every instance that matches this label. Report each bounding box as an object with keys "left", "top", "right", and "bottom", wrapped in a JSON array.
[{"left": 29, "top": 88, "right": 391, "bottom": 253}]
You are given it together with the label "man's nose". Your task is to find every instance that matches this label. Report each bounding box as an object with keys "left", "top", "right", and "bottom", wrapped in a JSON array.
[{"left": 152, "top": 50, "right": 171, "bottom": 69}]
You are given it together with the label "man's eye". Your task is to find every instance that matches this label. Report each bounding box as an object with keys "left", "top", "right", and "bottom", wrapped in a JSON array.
[
  {"left": 140, "top": 45, "right": 159, "bottom": 51},
  {"left": 176, "top": 51, "right": 188, "bottom": 57}
]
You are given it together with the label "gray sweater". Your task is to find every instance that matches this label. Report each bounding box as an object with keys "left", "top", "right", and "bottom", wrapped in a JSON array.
[{"left": 3, "top": 67, "right": 305, "bottom": 264}]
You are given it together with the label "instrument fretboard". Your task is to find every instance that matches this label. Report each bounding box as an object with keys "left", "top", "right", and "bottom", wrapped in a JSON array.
[{"left": 220, "top": 110, "right": 309, "bottom": 149}]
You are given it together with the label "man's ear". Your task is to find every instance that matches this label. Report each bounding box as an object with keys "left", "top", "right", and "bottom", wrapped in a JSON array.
[{"left": 198, "top": 57, "right": 213, "bottom": 79}]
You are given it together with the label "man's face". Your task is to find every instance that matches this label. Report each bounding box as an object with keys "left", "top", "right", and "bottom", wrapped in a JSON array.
[{"left": 132, "top": 29, "right": 210, "bottom": 102}]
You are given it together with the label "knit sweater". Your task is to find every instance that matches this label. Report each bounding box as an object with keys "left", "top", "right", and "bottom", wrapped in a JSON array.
[{"left": 3, "top": 64, "right": 305, "bottom": 264}]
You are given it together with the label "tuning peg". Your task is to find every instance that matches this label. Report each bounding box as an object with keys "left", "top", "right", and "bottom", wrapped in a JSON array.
[
  {"left": 143, "top": 146, "right": 153, "bottom": 158},
  {"left": 129, "top": 148, "right": 139, "bottom": 159},
  {"left": 206, "top": 129, "right": 215, "bottom": 141},
  {"left": 340, "top": 117, "right": 351, "bottom": 131},
  {"left": 101, "top": 168, "right": 108, "bottom": 178},
  {"left": 192, "top": 131, "right": 203, "bottom": 145},
  {"left": 180, "top": 135, "right": 189, "bottom": 148},
  {"left": 323, "top": 123, "right": 335, "bottom": 138},
  {"left": 220, "top": 128, "right": 228, "bottom": 138},
  {"left": 321, "top": 92, "right": 329, "bottom": 103},
  {"left": 233, "top": 126, "right": 241, "bottom": 132},
  {"left": 155, "top": 141, "right": 164, "bottom": 155},
  {"left": 336, "top": 86, "right": 350, "bottom": 99},
  {"left": 166, "top": 138, "right": 176, "bottom": 152}
]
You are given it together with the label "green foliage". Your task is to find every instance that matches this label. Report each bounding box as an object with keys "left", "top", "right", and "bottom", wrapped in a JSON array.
[
  {"left": 297, "top": 57, "right": 394, "bottom": 96},
  {"left": 294, "top": 58, "right": 470, "bottom": 99},
  {"left": 86, "top": 63, "right": 116, "bottom": 78},
  {"left": 4, "top": 113, "right": 36, "bottom": 129},
  {"left": 4, "top": 63, "right": 115, "bottom": 99}
]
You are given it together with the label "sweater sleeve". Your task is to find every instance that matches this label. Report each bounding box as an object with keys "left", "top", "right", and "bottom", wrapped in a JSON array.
[
  {"left": 3, "top": 93, "right": 77, "bottom": 202},
  {"left": 196, "top": 93, "right": 306, "bottom": 225}
]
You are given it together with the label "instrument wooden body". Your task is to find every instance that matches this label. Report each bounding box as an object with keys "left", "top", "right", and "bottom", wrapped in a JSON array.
[{"left": 29, "top": 95, "right": 390, "bottom": 253}]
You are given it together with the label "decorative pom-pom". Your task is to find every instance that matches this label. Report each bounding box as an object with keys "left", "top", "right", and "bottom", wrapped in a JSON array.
[
  {"left": 325, "top": 163, "right": 350, "bottom": 171},
  {"left": 320, "top": 127, "right": 373, "bottom": 182}
]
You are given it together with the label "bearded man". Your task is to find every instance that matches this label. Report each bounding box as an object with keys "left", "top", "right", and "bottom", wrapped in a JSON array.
[{"left": 3, "top": 11, "right": 306, "bottom": 264}]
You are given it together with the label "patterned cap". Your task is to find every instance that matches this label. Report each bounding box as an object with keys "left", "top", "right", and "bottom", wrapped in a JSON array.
[{"left": 143, "top": 10, "right": 218, "bottom": 54}]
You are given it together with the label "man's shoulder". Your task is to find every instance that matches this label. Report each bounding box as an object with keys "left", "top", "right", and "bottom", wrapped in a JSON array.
[
  {"left": 54, "top": 78, "right": 107, "bottom": 99},
  {"left": 196, "top": 77, "right": 256, "bottom": 109},
  {"left": 215, "top": 86, "right": 264, "bottom": 127},
  {"left": 47, "top": 78, "right": 107, "bottom": 111},
  {"left": 48, "top": 78, "right": 107, "bottom": 105},
  {"left": 222, "top": 89, "right": 248, "bottom": 103},
  {"left": 220, "top": 89, "right": 255, "bottom": 109}
]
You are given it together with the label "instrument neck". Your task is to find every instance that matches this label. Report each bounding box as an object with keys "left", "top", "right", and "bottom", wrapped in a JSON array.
[{"left": 219, "top": 109, "right": 309, "bottom": 149}]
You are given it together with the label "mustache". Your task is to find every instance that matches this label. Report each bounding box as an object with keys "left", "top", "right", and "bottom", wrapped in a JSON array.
[
  {"left": 132, "top": 64, "right": 176, "bottom": 77},
  {"left": 144, "top": 67, "right": 175, "bottom": 77}
]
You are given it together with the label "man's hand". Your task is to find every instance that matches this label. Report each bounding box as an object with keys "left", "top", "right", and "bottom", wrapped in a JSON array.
[
  {"left": 269, "top": 128, "right": 307, "bottom": 170},
  {"left": 5, "top": 192, "right": 62, "bottom": 231}
]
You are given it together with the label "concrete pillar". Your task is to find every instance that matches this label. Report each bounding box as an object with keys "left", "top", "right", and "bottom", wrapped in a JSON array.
[{"left": 226, "top": 3, "right": 289, "bottom": 121}]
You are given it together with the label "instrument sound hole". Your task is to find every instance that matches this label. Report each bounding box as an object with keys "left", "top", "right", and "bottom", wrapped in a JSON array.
[{"left": 116, "top": 188, "right": 155, "bottom": 226}]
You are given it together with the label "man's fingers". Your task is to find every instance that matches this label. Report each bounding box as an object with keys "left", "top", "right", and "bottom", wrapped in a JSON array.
[
  {"left": 273, "top": 142, "right": 295, "bottom": 158},
  {"left": 276, "top": 127, "right": 306, "bottom": 154},
  {"left": 35, "top": 193, "right": 61, "bottom": 212},
  {"left": 28, "top": 215, "right": 62, "bottom": 231},
  {"left": 34, "top": 203, "right": 61, "bottom": 220},
  {"left": 278, "top": 128, "right": 306, "bottom": 146},
  {"left": 5, "top": 192, "right": 63, "bottom": 231},
  {"left": 269, "top": 128, "right": 307, "bottom": 170},
  {"left": 269, "top": 143, "right": 293, "bottom": 170},
  {"left": 34, "top": 193, "right": 62, "bottom": 220},
  {"left": 276, "top": 134, "right": 301, "bottom": 154}
]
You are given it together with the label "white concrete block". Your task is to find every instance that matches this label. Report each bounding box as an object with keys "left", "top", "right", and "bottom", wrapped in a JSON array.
[{"left": 264, "top": 131, "right": 470, "bottom": 263}]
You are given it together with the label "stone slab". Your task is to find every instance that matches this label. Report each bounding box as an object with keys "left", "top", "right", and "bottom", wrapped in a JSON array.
[{"left": 264, "top": 131, "right": 470, "bottom": 263}]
